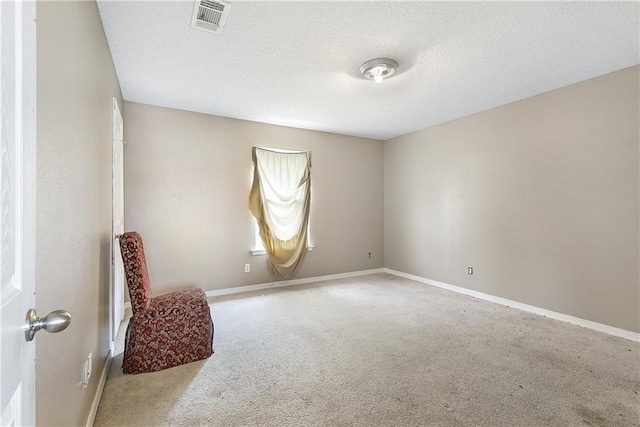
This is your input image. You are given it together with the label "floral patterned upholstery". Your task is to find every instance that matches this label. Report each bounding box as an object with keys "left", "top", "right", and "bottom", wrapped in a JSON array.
[{"left": 119, "top": 231, "right": 214, "bottom": 374}]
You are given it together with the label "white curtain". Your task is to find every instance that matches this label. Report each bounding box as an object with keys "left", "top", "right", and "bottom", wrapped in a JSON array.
[{"left": 249, "top": 147, "right": 311, "bottom": 278}]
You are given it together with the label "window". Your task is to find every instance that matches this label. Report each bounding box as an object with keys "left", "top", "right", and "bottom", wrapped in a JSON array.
[
  {"left": 248, "top": 147, "right": 311, "bottom": 278},
  {"left": 252, "top": 219, "right": 313, "bottom": 256}
]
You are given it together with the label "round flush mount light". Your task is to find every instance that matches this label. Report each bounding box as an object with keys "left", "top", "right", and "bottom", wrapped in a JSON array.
[{"left": 360, "top": 58, "right": 398, "bottom": 83}]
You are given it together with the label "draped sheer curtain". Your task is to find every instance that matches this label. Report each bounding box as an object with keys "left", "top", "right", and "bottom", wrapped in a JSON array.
[{"left": 249, "top": 147, "right": 311, "bottom": 278}]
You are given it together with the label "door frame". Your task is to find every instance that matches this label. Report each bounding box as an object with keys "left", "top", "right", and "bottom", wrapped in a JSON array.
[{"left": 109, "top": 98, "right": 124, "bottom": 352}]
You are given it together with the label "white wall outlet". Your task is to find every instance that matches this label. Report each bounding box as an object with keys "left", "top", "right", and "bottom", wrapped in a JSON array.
[
  {"left": 244, "top": 263, "right": 250, "bottom": 273},
  {"left": 368, "top": 252, "right": 371, "bottom": 258},
  {"left": 81, "top": 353, "right": 93, "bottom": 389},
  {"left": 468, "top": 267, "right": 473, "bottom": 275},
  {"left": 81, "top": 352, "right": 92, "bottom": 389}
]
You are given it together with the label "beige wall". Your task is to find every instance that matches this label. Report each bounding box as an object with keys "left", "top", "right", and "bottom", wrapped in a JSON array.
[
  {"left": 123, "top": 102, "right": 384, "bottom": 295},
  {"left": 385, "top": 66, "right": 639, "bottom": 333},
  {"left": 36, "top": 1, "right": 122, "bottom": 425}
]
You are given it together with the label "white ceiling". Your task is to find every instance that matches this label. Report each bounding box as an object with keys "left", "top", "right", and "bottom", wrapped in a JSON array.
[{"left": 97, "top": 1, "right": 639, "bottom": 141}]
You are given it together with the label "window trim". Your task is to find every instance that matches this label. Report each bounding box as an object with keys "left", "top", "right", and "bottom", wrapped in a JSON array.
[{"left": 250, "top": 246, "right": 314, "bottom": 256}]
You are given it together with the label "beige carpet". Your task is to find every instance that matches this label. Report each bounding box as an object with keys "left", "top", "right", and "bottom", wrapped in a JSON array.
[{"left": 94, "top": 273, "right": 639, "bottom": 426}]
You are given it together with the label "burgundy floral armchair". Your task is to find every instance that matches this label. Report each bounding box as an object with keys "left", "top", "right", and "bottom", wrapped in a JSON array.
[{"left": 119, "top": 231, "right": 214, "bottom": 374}]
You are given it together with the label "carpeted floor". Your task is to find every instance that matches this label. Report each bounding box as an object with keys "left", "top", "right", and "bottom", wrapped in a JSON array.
[{"left": 93, "top": 273, "right": 639, "bottom": 426}]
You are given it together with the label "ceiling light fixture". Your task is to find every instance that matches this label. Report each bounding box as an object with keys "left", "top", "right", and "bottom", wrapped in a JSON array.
[{"left": 360, "top": 58, "right": 398, "bottom": 83}]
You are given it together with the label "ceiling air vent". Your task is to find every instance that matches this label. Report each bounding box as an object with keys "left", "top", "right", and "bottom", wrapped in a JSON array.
[{"left": 191, "top": 0, "right": 230, "bottom": 35}]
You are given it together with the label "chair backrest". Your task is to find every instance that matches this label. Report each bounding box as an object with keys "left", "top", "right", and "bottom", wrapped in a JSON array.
[{"left": 119, "top": 231, "right": 152, "bottom": 315}]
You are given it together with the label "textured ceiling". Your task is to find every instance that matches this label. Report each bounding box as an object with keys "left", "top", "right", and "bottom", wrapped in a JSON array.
[{"left": 97, "top": 1, "right": 639, "bottom": 141}]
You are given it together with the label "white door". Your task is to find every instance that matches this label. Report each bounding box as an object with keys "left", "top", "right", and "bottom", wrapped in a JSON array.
[
  {"left": 0, "top": 1, "right": 37, "bottom": 425},
  {"left": 111, "top": 98, "right": 124, "bottom": 352}
]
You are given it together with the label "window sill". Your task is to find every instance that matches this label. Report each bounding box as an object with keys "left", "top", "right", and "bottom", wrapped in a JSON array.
[{"left": 251, "top": 246, "right": 314, "bottom": 256}]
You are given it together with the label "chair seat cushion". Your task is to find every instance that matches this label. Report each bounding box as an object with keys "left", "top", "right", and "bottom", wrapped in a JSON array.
[{"left": 123, "top": 288, "right": 214, "bottom": 374}]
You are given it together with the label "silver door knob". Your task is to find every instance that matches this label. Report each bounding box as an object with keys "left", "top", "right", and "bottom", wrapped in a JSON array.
[{"left": 25, "top": 308, "right": 71, "bottom": 342}]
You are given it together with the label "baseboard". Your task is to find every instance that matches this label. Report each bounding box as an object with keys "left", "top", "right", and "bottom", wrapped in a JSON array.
[
  {"left": 124, "top": 267, "right": 638, "bottom": 341},
  {"left": 385, "top": 268, "right": 639, "bottom": 343},
  {"left": 86, "top": 350, "right": 112, "bottom": 427},
  {"left": 206, "top": 268, "right": 386, "bottom": 298},
  {"left": 123, "top": 269, "right": 386, "bottom": 309}
]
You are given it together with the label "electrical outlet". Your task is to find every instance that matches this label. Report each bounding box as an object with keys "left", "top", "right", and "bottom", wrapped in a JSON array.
[
  {"left": 81, "top": 352, "right": 92, "bottom": 389},
  {"left": 368, "top": 252, "right": 371, "bottom": 258},
  {"left": 244, "top": 263, "right": 250, "bottom": 273},
  {"left": 468, "top": 267, "right": 473, "bottom": 275}
]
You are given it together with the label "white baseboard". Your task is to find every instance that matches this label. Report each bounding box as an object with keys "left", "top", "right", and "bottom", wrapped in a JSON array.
[
  {"left": 123, "top": 267, "right": 637, "bottom": 342},
  {"left": 206, "top": 268, "right": 386, "bottom": 298},
  {"left": 385, "top": 268, "right": 639, "bottom": 343},
  {"left": 123, "top": 269, "right": 386, "bottom": 309},
  {"left": 86, "top": 350, "right": 112, "bottom": 427}
]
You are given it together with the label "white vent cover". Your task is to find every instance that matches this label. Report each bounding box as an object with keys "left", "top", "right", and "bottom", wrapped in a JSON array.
[{"left": 191, "top": 0, "right": 230, "bottom": 34}]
